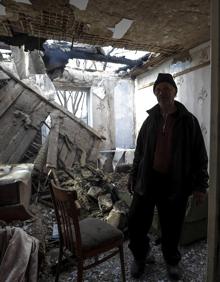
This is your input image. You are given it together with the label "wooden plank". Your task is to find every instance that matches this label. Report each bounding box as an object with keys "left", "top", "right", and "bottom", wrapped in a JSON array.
[
  {"left": 0, "top": 90, "right": 50, "bottom": 163},
  {"left": 58, "top": 139, "right": 69, "bottom": 166},
  {"left": 0, "top": 107, "right": 26, "bottom": 159},
  {"left": 207, "top": 0, "right": 220, "bottom": 281},
  {"left": 46, "top": 111, "right": 60, "bottom": 169},
  {"left": 8, "top": 129, "right": 37, "bottom": 163},
  {"left": 0, "top": 80, "right": 24, "bottom": 118},
  {"left": 57, "top": 115, "right": 102, "bottom": 165},
  {"left": 60, "top": 118, "right": 93, "bottom": 146},
  {"left": 56, "top": 114, "right": 102, "bottom": 167},
  {"left": 0, "top": 65, "right": 103, "bottom": 140},
  {"left": 63, "top": 148, "right": 76, "bottom": 168},
  {"left": 0, "top": 107, "right": 39, "bottom": 161},
  {"left": 0, "top": 70, "right": 10, "bottom": 80},
  {"left": 0, "top": 116, "right": 37, "bottom": 163},
  {"left": 0, "top": 69, "right": 102, "bottom": 166},
  {"left": 58, "top": 134, "right": 77, "bottom": 168},
  {"left": 30, "top": 101, "right": 52, "bottom": 128},
  {"left": 87, "top": 136, "right": 102, "bottom": 163},
  {"left": 13, "top": 88, "right": 46, "bottom": 115}
]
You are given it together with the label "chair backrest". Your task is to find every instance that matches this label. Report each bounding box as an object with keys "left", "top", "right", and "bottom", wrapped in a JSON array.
[{"left": 50, "top": 180, "right": 83, "bottom": 256}]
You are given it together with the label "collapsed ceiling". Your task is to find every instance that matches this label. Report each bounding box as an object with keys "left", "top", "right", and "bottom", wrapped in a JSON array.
[
  {"left": 0, "top": 0, "right": 210, "bottom": 76},
  {"left": 0, "top": 0, "right": 210, "bottom": 52}
]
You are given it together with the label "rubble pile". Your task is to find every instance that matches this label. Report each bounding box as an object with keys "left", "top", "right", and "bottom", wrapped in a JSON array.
[
  {"left": 56, "top": 163, "right": 131, "bottom": 232},
  {"left": 29, "top": 165, "right": 131, "bottom": 281}
]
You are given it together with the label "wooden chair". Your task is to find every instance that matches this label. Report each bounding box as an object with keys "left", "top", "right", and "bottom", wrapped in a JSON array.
[{"left": 50, "top": 180, "right": 126, "bottom": 282}]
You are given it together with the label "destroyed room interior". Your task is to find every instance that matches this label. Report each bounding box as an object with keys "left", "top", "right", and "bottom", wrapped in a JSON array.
[{"left": 0, "top": 0, "right": 219, "bottom": 281}]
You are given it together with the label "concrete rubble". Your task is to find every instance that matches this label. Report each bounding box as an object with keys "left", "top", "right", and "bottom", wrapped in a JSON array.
[{"left": 55, "top": 164, "right": 131, "bottom": 231}]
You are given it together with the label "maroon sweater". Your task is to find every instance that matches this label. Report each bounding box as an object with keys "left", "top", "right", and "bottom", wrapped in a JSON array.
[{"left": 153, "top": 113, "right": 176, "bottom": 174}]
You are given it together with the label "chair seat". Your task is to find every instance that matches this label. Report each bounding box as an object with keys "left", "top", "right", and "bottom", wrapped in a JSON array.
[
  {"left": 50, "top": 179, "right": 126, "bottom": 281},
  {"left": 78, "top": 218, "right": 123, "bottom": 252}
]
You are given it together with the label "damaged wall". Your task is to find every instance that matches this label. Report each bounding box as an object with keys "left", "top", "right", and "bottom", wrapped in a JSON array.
[
  {"left": 92, "top": 77, "right": 135, "bottom": 150},
  {"left": 134, "top": 41, "right": 211, "bottom": 155},
  {"left": 92, "top": 78, "right": 116, "bottom": 150},
  {"left": 114, "top": 79, "right": 135, "bottom": 149},
  {"left": 7, "top": 45, "right": 135, "bottom": 151},
  {"left": 56, "top": 67, "right": 135, "bottom": 150}
]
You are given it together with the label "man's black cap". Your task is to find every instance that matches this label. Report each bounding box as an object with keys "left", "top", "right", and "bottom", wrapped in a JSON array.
[{"left": 153, "top": 73, "right": 177, "bottom": 93}]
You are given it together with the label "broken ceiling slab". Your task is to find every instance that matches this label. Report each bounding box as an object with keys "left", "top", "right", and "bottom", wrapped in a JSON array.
[
  {"left": 0, "top": 0, "right": 210, "bottom": 54},
  {"left": 42, "top": 41, "right": 150, "bottom": 79},
  {"left": 43, "top": 43, "right": 142, "bottom": 67},
  {"left": 69, "top": 0, "right": 89, "bottom": 10},
  {"left": 108, "top": 19, "right": 134, "bottom": 39}
]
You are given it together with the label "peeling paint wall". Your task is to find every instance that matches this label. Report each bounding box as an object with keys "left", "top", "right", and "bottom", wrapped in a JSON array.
[
  {"left": 114, "top": 79, "right": 135, "bottom": 148},
  {"left": 92, "top": 78, "right": 116, "bottom": 149},
  {"left": 134, "top": 41, "right": 211, "bottom": 155},
  {"left": 92, "top": 77, "right": 135, "bottom": 150}
]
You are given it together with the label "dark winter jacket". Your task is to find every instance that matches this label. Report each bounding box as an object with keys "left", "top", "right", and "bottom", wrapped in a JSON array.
[{"left": 130, "top": 101, "right": 209, "bottom": 196}]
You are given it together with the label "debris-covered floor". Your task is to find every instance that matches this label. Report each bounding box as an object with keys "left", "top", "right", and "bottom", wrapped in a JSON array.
[
  {"left": 4, "top": 204, "right": 207, "bottom": 282},
  {"left": 45, "top": 239, "right": 207, "bottom": 282},
  {"left": 1, "top": 166, "right": 207, "bottom": 282},
  {"left": 8, "top": 206, "right": 207, "bottom": 282}
]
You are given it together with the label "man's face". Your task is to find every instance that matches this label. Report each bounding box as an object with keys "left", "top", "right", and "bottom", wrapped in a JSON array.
[{"left": 154, "top": 82, "right": 176, "bottom": 108}]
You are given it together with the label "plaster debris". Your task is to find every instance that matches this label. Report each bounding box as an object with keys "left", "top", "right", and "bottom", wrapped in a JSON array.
[
  {"left": 108, "top": 18, "right": 133, "bottom": 39},
  {"left": 0, "top": 4, "right": 6, "bottom": 16},
  {"left": 69, "top": 0, "right": 89, "bottom": 10},
  {"left": 13, "top": 0, "right": 32, "bottom": 4}
]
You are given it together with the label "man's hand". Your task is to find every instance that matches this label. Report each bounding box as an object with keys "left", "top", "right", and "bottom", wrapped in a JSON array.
[
  {"left": 127, "top": 175, "right": 134, "bottom": 195},
  {"left": 193, "top": 191, "right": 207, "bottom": 206}
]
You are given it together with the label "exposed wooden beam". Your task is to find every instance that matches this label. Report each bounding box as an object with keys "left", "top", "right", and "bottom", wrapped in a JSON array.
[
  {"left": 43, "top": 46, "right": 150, "bottom": 73},
  {"left": 46, "top": 111, "right": 60, "bottom": 169}
]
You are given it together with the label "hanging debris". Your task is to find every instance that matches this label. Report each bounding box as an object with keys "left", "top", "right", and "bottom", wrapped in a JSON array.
[{"left": 0, "top": 65, "right": 103, "bottom": 165}]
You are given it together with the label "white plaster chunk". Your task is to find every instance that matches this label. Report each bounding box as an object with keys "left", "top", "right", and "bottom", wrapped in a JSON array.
[
  {"left": 87, "top": 186, "right": 104, "bottom": 199},
  {"left": 13, "top": 0, "right": 32, "bottom": 4},
  {"left": 108, "top": 18, "right": 133, "bottom": 39},
  {"left": 98, "top": 193, "right": 113, "bottom": 212},
  {"left": 125, "top": 150, "right": 134, "bottom": 164},
  {"left": 112, "top": 149, "right": 125, "bottom": 170},
  {"left": 0, "top": 4, "right": 6, "bottom": 15},
  {"left": 69, "top": 0, "right": 89, "bottom": 10}
]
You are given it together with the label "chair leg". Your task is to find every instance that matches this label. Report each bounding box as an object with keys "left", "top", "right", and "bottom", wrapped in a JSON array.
[
  {"left": 77, "top": 260, "right": 84, "bottom": 282},
  {"left": 55, "top": 245, "right": 63, "bottom": 282},
  {"left": 119, "top": 245, "right": 126, "bottom": 282}
]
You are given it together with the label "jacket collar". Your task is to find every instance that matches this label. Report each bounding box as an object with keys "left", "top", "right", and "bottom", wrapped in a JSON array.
[{"left": 146, "top": 100, "right": 190, "bottom": 118}]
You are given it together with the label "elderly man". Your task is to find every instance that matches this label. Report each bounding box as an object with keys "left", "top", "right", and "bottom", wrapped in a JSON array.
[{"left": 127, "top": 73, "right": 208, "bottom": 280}]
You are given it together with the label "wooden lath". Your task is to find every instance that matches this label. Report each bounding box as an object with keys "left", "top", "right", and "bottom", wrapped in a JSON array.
[
  {"left": 3, "top": 6, "right": 80, "bottom": 41},
  {"left": 0, "top": 4, "right": 181, "bottom": 53},
  {"left": 130, "top": 46, "right": 184, "bottom": 78},
  {"left": 0, "top": 22, "right": 12, "bottom": 36}
]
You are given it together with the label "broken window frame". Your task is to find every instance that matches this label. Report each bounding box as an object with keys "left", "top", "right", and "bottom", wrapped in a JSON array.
[{"left": 55, "top": 87, "right": 92, "bottom": 126}]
